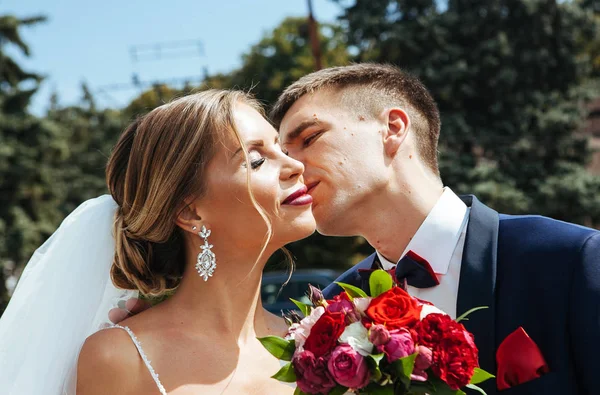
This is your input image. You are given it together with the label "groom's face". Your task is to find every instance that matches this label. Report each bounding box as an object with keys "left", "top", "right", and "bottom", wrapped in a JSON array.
[{"left": 279, "top": 90, "right": 389, "bottom": 236}]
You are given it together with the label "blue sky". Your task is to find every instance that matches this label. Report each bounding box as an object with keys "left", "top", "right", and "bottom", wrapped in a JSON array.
[{"left": 3, "top": 0, "right": 342, "bottom": 114}]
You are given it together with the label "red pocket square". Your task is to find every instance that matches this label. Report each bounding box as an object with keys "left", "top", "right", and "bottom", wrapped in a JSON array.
[{"left": 496, "top": 327, "right": 549, "bottom": 390}]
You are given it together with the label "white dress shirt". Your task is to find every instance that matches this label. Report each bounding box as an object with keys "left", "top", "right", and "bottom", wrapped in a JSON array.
[{"left": 376, "top": 188, "right": 470, "bottom": 318}]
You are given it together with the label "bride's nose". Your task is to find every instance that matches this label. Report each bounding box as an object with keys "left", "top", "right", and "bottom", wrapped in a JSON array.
[{"left": 280, "top": 155, "right": 304, "bottom": 181}]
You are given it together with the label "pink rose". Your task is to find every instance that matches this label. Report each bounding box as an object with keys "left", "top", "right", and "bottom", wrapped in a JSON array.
[
  {"left": 369, "top": 324, "right": 391, "bottom": 346},
  {"left": 377, "top": 328, "right": 415, "bottom": 363},
  {"left": 293, "top": 350, "right": 337, "bottom": 394},
  {"left": 327, "top": 293, "right": 354, "bottom": 313},
  {"left": 411, "top": 345, "right": 433, "bottom": 381},
  {"left": 327, "top": 344, "right": 371, "bottom": 390},
  {"left": 327, "top": 293, "right": 360, "bottom": 324},
  {"left": 415, "top": 345, "right": 432, "bottom": 370}
]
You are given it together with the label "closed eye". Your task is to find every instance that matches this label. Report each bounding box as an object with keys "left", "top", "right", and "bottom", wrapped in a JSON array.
[
  {"left": 250, "top": 157, "right": 266, "bottom": 169},
  {"left": 302, "top": 131, "right": 323, "bottom": 148}
]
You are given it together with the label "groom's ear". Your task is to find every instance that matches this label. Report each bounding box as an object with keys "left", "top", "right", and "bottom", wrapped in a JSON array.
[{"left": 382, "top": 107, "right": 410, "bottom": 157}]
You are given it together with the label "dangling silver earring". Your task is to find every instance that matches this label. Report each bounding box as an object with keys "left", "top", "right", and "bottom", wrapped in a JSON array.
[{"left": 194, "top": 225, "right": 216, "bottom": 281}]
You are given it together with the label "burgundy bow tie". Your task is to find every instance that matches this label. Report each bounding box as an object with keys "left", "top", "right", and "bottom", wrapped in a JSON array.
[{"left": 359, "top": 250, "right": 439, "bottom": 289}]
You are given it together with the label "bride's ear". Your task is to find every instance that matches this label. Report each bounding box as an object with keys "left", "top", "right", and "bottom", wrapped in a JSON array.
[{"left": 175, "top": 199, "right": 204, "bottom": 234}]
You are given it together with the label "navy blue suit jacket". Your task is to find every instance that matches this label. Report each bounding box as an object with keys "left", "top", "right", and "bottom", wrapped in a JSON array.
[{"left": 323, "top": 195, "right": 600, "bottom": 395}]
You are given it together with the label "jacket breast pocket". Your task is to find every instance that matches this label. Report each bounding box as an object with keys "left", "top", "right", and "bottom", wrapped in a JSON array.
[{"left": 498, "top": 372, "right": 569, "bottom": 394}]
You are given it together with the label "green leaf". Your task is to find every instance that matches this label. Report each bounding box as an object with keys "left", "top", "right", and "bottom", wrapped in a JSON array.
[
  {"left": 370, "top": 352, "right": 385, "bottom": 365},
  {"left": 409, "top": 381, "right": 436, "bottom": 394},
  {"left": 257, "top": 336, "right": 296, "bottom": 361},
  {"left": 427, "top": 377, "right": 466, "bottom": 394},
  {"left": 329, "top": 385, "right": 349, "bottom": 395},
  {"left": 293, "top": 387, "right": 309, "bottom": 395},
  {"left": 361, "top": 383, "right": 394, "bottom": 394},
  {"left": 455, "top": 306, "right": 488, "bottom": 323},
  {"left": 335, "top": 281, "right": 369, "bottom": 299},
  {"left": 465, "top": 384, "right": 487, "bottom": 395},
  {"left": 390, "top": 352, "right": 417, "bottom": 388},
  {"left": 369, "top": 269, "right": 394, "bottom": 297},
  {"left": 290, "top": 298, "right": 311, "bottom": 317},
  {"left": 469, "top": 368, "right": 495, "bottom": 385},
  {"left": 366, "top": 353, "right": 385, "bottom": 381},
  {"left": 271, "top": 362, "right": 297, "bottom": 382}
]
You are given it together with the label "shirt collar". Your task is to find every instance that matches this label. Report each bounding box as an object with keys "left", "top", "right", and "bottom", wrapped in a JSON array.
[{"left": 376, "top": 187, "right": 469, "bottom": 274}]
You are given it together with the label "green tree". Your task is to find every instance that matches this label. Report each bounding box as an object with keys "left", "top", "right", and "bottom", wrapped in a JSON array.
[
  {"left": 0, "top": 14, "right": 69, "bottom": 313},
  {"left": 124, "top": 17, "right": 351, "bottom": 116},
  {"left": 580, "top": 0, "right": 600, "bottom": 77},
  {"left": 204, "top": 17, "right": 351, "bottom": 106},
  {"left": 336, "top": 0, "right": 600, "bottom": 226},
  {"left": 45, "top": 84, "right": 126, "bottom": 214},
  {"left": 123, "top": 84, "right": 183, "bottom": 118}
]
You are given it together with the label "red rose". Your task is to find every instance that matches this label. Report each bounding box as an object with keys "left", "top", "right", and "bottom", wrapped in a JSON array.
[
  {"left": 304, "top": 311, "right": 346, "bottom": 357},
  {"left": 413, "top": 312, "right": 451, "bottom": 347},
  {"left": 365, "top": 287, "right": 422, "bottom": 330},
  {"left": 415, "top": 314, "right": 479, "bottom": 390}
]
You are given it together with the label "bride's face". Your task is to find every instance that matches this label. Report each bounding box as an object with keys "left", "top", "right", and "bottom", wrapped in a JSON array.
[{"left": 198, "top": 103, "right": 316, "bottom": 249}]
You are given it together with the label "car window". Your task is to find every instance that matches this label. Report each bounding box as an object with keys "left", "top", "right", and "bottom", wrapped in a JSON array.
[
  {"left": 261, "top": 276, "right": 336, "bottom": 306},
  {"left": 261, "top": 282, "right": 281, "bottom": 305}
]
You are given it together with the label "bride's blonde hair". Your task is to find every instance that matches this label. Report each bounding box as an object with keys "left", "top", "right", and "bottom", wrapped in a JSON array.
[{"left": 106, "top": 89, "right": 279, "bottom": 296}]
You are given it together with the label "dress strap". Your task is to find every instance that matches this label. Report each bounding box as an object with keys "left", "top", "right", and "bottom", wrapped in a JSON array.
[{"left": 110, "top": 325, "right": 167, "bottom": 395}]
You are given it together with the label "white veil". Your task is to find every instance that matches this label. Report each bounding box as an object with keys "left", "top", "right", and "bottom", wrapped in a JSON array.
[{"left": 0, "top": 195, "right": 138, "bottom": 394}]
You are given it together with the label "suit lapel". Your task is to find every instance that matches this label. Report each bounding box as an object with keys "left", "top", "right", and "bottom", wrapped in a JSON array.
[
  {"left": 457, "top": 195, "right": 499, "bottom": 394},
  {"left": 322, "top": 254, "right": 376, "bottom": 299}
]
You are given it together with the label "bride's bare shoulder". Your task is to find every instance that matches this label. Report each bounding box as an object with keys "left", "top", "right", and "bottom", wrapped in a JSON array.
[{"left": 76, "top": 326, "right": 143, "bottom": 394}]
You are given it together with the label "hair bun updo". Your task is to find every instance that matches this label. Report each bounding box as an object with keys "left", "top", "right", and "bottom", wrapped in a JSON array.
[{"left": 105, "top": 90, "right": 263, "bottom": 296}]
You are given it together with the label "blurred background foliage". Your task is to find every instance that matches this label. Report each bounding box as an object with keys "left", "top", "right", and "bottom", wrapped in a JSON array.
[{"left": 1, "top": 0, "right": 599, "bottom": 313}]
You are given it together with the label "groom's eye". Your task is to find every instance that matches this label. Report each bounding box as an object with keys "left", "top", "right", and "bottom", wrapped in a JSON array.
[{"left": 303, "top": 131, "right": 323, "bottom": 148}]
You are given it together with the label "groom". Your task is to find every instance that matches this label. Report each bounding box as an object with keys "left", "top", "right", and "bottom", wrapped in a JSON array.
[{"left": 271, "top": 63, "right": 600, "bottom": 394}]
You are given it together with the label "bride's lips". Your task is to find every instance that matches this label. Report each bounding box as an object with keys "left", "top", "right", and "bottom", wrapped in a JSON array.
[
  {"left": 306, "top": 181, "right": 320, "bottom": 196},
  {"left": 282, "top": 185, "right": 313, "bottom": 206}
]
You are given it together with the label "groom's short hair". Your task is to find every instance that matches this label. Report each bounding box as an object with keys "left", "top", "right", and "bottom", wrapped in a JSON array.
[{"left": 270, "top": 63, "right": 441, "bottom": 175}]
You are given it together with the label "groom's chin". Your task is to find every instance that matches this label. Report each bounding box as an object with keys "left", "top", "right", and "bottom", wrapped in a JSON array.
[
  {"left": 312, "top": 204, "right": 355, "bottom": 236},
  {"left": 315, "top": 221, "right": 354, "bottom": 238}
]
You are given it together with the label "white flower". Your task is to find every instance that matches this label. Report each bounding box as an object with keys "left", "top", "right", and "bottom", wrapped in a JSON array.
[
  {"left": 353, "top": 297, "right": 372, "bottom": 314},
  {"left": 419, "top": 303, "right": 448, "bottom": 320},
  {"left": 286, "top": 306, "right": 325, "bottom": 348},
  {"left": 339, "top": 321, "right": 374, "bottom": 356}
]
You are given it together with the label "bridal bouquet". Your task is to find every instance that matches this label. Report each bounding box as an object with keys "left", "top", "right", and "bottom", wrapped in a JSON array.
[{"left": 259, "top": 270, "right": 494, "bottom": 395}]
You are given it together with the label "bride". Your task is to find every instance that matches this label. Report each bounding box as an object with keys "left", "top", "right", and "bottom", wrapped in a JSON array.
[{"left": 0, "top": 90, "right": 316, "bottom": 394}]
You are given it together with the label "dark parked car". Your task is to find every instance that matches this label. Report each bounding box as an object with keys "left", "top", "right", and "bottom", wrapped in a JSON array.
[{"left": 261, "top": 269, "right": 341, "bottom": 314}]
